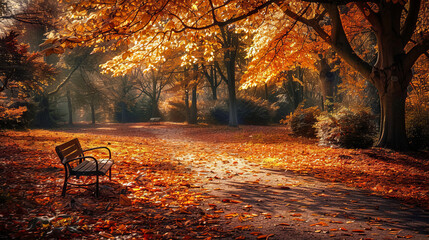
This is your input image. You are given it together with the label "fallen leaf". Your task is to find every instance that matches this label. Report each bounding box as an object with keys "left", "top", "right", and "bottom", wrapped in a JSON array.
[{"left": 310, "top": 221, "right": 329, "bottom": 227}]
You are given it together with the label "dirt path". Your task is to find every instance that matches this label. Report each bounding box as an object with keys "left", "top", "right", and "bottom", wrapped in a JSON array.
[
  {"left": 56, "top": 123, "right": 429, "bottom": 239},
  {"left": 158, "top": 137, "right": 429, "bottom": 239}
]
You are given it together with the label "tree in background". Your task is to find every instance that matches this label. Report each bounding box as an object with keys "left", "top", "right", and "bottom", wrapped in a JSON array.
[
  {"left": 0, "top": 0, "right": 61, "bottom": 128},
  {"left": 0, "top": 31, "right": 56, "bottom": 128},
  {"left": 131, "top": 66, "right": 173, "bottom": 119},
  {"left": 0, "top": 31, "right": 54, "bottom": 94}
]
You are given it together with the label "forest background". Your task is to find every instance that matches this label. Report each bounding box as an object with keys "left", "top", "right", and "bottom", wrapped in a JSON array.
[{"left": 1, "top": 0, "right": 428, "bottom": 151}]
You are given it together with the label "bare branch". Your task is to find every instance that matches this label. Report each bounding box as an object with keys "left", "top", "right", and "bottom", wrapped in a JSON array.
[{"left": 48, "top": 63, "right": 81, "bottom": 96}]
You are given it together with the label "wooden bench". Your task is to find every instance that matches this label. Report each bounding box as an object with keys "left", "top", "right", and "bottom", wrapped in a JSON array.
[
  {"left": 55, "top": 138, "right": 114, "bottom": 197},
  {"left": 149, "top": 117, "right": 161, "bottom": 124}
]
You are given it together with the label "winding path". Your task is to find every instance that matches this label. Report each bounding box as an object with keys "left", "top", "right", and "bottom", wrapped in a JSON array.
[{"left": 63, "top": 122, "right": 429, "bottom": 239}]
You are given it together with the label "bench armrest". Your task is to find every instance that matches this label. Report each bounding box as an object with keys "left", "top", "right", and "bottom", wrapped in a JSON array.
[
  {"left": 63, "top": 156, "right": 99, "bottom": 170},
  {"left": 82, "top": 146, "right": 111, "bottom": 159}
]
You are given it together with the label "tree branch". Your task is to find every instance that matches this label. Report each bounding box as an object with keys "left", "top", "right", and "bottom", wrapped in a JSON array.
[
  {"left": 323, "top": 3, "right": 372, "bottom": 79},
  {"left": 173, "top": 0, "right": 277, "bottom": 32},
  {"left": 401, "top": 0, "right": 421, "bottom": 46},
  {"left": 301, "top": 0, "right": 380, "bottom": 4},
  {"left": 355, "top": 2, "right": 381, "bottom": 30},
  {"left": 48, "top": 63, "right": 81, "bottom": 96},
  {"left": 277, "top": 1, "right": 331, "bottom": 42},
  {"left": 214, "top": 61, "right": 227, "bottom": 83},
  {"left": 403, "top": 37, "right": 429, "bottom": 71}
]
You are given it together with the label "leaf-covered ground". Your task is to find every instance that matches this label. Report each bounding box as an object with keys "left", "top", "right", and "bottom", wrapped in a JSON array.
[{"left": 0, "top": 123, "right": 428, "bottom": 239}]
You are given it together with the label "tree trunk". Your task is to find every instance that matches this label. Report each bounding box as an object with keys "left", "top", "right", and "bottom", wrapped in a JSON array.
[
  {"left": 285, "top": 70, "right": 303, "bottom": 111},
  {"left": 227, "top": 60, "right": 238, "bottom": 127},
  {"left": 211, "top": 66, "right": 218, "bottom": 100},
  {"left": 185, "top": 90, "right": 190, "bottom": 123},
  {"left": 211, "top": 86, "right": 218, "bottom": 100},
  {"left": 35, "top": 94, "right": 53, "bottom": 128},
  {"left": 264, "top": 84, "right": 269, "bottom": 100},
  {"left": 67, "top": 90, "right": 73, "bottom": 125},
  {"left": 150, "top": 98, "right": 160, "bottom": 118},
  {"left": 373, "top": 68, "right": 410, "bottom": 150},
  {"left": 318, "top": 57, "right": 336, "bottom": 113},
  {"left": 370, "top": 13, "right": 412, "bottom": 150},
  {"left": 224, "top": 30, "right": 239, "bottom": 127},
  {"left": 150, "top": 70, "right": 160, "bottom": 118},
  {"left": 120, "top": 101, "right": 126, "bottom": 123},
  {"left": 376, "top": 89, "right": 408, "bottom": 150},
  {"left": 189, "top": 86, "right": 198, "bottom": 124},
  {"left": 90, "top": 101, "right": 95, "bottom": 124}
]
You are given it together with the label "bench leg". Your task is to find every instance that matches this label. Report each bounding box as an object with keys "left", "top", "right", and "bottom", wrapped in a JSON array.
[
  {"left": 62, "top": 177, "right": 68, "bottom": 197},
  {"left": 109, "top": 168, "right": 112, "bottom": 180},
  {"left": 95, "top": 175, "right": 99, "bottom": 197}
]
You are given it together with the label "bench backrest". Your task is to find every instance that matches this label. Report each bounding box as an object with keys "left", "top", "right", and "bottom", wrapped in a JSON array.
[{"left": 55, "top": 138, "right": 84, "bottom": 164}]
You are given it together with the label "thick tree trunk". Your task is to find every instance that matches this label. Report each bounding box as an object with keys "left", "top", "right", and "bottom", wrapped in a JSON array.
[
  {"left": 224, "top": 31, "right": 239, "bottom": 127},
  {"left": 150, "top": 98, "right": 160, "bottom": 118},
  {"left": 370, "top": 14, "right": 412, "bottom": 150},
  {"left": 67, "top": 90, "right": 73, "bottom": 125},
  {"left": 376, "top": 88, "right": 408, "bottom": 150},
  {"left": 227, "top": 60, "right": 238, "bottom": 127},
  {"left": 373, "top": 67, "right": 411, "bottom": 150}
]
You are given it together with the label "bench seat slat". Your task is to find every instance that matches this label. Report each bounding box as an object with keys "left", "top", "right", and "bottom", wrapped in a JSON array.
[{"left": 72, "top": 159, "right": 113, "bottom": 176}]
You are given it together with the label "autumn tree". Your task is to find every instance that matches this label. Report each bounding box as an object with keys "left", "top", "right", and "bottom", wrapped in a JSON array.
[
  {"left": 131, "top": 66, "right": 173, "bottom": 119},
  {"left": 0, "top": 31, "right": 53, "bottom": 93},
  {"left": 0, "top": 31, "right": 56, "bottom": 128},
  {"left": 46, "top": 0, "right": 428, "bottom": 149},
  {"left": 68, "top": 67, "right": 104, "bottom": 124},
  {"left": 242, "top": 0, "right": 428, "bottom": 150},
  {"left": 274, "top": 0, "right": 429, "bottom": 150}
]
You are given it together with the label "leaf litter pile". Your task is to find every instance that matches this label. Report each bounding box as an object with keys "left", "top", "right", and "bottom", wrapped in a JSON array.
[{"left": 0, "top": 123, "right": 428, "bottom": 239}]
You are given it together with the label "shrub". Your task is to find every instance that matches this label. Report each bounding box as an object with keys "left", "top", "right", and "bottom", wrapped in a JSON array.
[
  {"left": 0, "top": 104, "right": 28, "bottom": 129},
  {"left": 209, "top": 96, "right": 277, "bottom": 125},
  {"left": 281, "top": 105, "right": 321, "bottom": 138},
  {"left": 315, "top": 108, "right": 376, "bottom": 148},
  {"left": 406, "top": 106, "right": 429, "bottom": 150}
]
